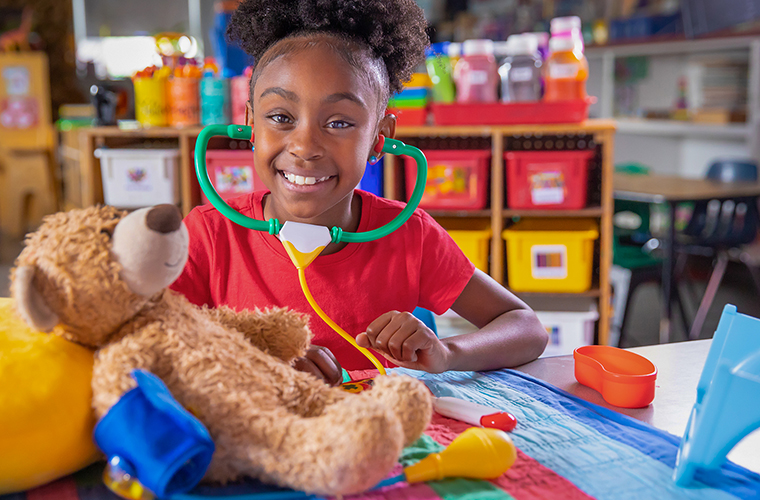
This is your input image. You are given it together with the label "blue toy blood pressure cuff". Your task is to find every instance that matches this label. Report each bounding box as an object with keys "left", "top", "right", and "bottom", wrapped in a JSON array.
[{"left": 94, "top": 369, "right": 215, "bottom": 498}]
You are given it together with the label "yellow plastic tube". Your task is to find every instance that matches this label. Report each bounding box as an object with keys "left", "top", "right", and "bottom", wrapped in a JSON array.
[{"left": 297, "top": 267, "right": 386, "bottom": 375}]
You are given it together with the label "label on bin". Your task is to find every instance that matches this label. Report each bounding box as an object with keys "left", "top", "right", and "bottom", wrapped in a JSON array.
[
  {"left": 531, "top": 245, "right": 567, "bottom": 279},
  {"left": 216, "top": 166, "right": 254, "bottom": 193},
  {"left": 529, "top": 171, "right": 565, "bottom": 205},
  {"left": 125, "top": 168, "right": 151, "bottom": 191}
]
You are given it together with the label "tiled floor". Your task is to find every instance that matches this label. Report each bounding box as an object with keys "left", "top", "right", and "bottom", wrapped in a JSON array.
[{"left": 2, "top": 231, "right": 758, "bottom": 346}]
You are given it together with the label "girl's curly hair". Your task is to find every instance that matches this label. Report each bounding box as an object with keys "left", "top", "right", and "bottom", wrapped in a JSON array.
[{"left": 226, "top": 0, "right": 429, "bottom": 95}]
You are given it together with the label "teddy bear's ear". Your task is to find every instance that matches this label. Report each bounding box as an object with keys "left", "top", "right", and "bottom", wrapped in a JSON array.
[{"left": 13, "top": 265, "right": 59, "bottom": 332}]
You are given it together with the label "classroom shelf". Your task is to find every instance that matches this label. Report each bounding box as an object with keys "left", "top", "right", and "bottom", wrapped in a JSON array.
[
  {"left": 503, "top": 207, "right": 604, "bottom": 218},
  {"left": 388, "top": 119, "right": 615, "bottom": 345},
  {"left": 427, "top": 209, "right": 492, "bottom": 218},
  {"left": 70, "top": 119, "right": 615, "bottom": 345}
]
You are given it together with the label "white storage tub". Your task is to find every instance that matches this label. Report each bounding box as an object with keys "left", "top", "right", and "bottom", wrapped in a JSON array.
[
  {"left": 525, "top": 297, "right": 599, "bottom": 358},
  {"left": 96, "top": 148, "right": 180, "bottom": 209}
]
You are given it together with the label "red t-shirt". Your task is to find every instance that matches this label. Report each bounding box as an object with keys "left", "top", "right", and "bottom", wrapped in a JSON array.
[{"left": 170, "top": 190, "right": 475, "bottom": 369}]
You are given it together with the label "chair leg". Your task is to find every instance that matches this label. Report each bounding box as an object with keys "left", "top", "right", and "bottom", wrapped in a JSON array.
[
  {"left": 689, "top": 252, "right": 729, "bottom": 340},
  {"left": 674, "top": 285, "right": 692, "bottom": 336}
]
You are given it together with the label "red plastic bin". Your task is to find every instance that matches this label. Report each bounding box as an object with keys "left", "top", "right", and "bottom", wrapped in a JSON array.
[
  {"left": 201, "top": 150, "right": 266, "bottom": 204},
  {"left": 430, "top": 98, "right": 592, "bottom": 126},
  {"left": 404, "top": 150, "right": 490, "bottom": 211},
  {"left": 505, "top": 150, "right": 593, "bottom": 210}
]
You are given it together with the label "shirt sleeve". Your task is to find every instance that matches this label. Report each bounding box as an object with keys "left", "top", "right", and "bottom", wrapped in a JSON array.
[
  {"left": 170, "top": 207, "right": 214, "bottom": 307},
  {"left": 416, "top": 211, "right": 476, "bottom": 315}
]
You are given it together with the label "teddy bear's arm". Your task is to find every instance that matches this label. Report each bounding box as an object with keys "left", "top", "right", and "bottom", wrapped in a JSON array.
[
  {"left": 206, "top": 306, "right": 311, "bottom": 363},
  {"left": 90, "top": 328, "right": 162, "bottom": 419}
]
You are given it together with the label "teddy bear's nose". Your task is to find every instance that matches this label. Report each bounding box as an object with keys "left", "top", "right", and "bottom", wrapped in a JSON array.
[{"left": 146, "top": 204, "right": 183, "bottom": 234}]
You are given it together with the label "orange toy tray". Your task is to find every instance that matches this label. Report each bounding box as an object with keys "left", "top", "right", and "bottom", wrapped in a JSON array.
[{"left": 573, "top": 345, "right": 657, "bottom": 408}]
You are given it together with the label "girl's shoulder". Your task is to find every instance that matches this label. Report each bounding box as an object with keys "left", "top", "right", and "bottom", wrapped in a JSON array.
[{"left": 356, "top": 189, "right": 431, "bottom": 229}]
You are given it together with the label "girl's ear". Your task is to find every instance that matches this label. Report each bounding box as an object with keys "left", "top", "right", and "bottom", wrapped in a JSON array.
[
  {"left": 380, "top": 111, "right": 397, "bottom": 140},
  {"left": 371, "top": 112, "right": 397, "bottom": 161},
  {"left": 245, "top": 102, "right": 254, "bottom": 126}
]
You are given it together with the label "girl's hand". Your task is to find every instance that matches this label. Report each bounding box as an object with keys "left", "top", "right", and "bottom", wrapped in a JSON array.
[
  {"left": 293, "top": 345, "right": 343, "bottom": 386},
  {"left": 356, "top": 311, "right": 452, "bottom": 373}
]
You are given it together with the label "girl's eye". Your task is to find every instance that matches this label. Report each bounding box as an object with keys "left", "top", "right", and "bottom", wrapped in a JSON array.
[
  {"left": 268, "top": 114, "right": 292, "bottom": 124},
  {"left": 327, "top": 120, "right": 352, "bottom": 129}
]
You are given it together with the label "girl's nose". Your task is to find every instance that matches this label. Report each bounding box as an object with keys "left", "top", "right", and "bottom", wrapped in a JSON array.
[{"left": 288, "top": 122, "right": 324, "bottom": 161}]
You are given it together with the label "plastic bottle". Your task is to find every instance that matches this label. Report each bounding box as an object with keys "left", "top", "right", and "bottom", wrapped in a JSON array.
[
  {"left": 498, "top": 34, "right": 542, "bottom": 103},
  {"left": 425, "top": 42, "right": 456, "bottom": 104},
  {"left": 550, "top": 16, "right": 583, "bottom": 51},
  {"left": 200, "top": 57, "right": 230, "bottom": 125},
  {"left": 454, "top": 39, "right": 498, "bottom": 103},
  {"left": 544, "top": 23, "right": 588, "bottom": 101},
  {"left": 527, "top": 32, "right": 550, "bottom": 61}
]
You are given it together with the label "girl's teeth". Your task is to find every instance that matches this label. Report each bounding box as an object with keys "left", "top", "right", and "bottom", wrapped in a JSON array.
[{"left": 283, "top": 172, "right": 329, "bottom": 185}]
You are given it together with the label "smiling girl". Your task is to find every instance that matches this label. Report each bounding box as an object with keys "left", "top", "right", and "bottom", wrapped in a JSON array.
[{"left": 171, "top": 0, "right": 548, "bottom": 382}]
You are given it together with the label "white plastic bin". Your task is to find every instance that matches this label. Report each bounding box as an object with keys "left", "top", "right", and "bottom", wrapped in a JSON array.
[
  {"left": 96, "top": 148, "right": 180, "bottom": 208},
  {"left": 526, "top": 297, "right": 599, "bottom": 357}
]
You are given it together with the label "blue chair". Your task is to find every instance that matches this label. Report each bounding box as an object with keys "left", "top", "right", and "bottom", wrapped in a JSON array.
[
  {"left": 679, "top": 160, "right": 760, "bottom": 339},
  {"left": 674, "top": 304, "right": 760, "bottom": 486}
]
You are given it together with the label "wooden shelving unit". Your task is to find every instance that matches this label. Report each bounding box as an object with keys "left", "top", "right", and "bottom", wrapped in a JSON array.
[
  {"left": 386, "top": 120, "right": 616, "bottom": 345},
  {"left": 72, "top": 119, "right": 616, "bottom": 345}
]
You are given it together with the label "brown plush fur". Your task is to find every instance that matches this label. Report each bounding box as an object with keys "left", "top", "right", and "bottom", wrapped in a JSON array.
[{"left": 11, "top": 206, "right": 432, "bottom": 496}]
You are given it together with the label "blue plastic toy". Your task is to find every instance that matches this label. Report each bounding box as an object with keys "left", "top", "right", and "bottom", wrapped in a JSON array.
[
  {"left": 94, "top": 370, "right": 215, "bottom": 499},
  {"left": 674, "top": 304, "right": 760, "bottom": 486}
]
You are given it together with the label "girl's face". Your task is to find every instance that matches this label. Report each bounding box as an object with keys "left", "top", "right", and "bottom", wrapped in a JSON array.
[{"left": 250, "top": 42, "right": 389, "bottom": 228}]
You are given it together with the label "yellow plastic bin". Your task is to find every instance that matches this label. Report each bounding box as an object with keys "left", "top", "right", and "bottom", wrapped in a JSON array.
[
  {"left": 441, "top": 219, "right": 492, "bottom": 273},
  {"left": 502, "top": 218, "right": 598, "bottom": 293}
]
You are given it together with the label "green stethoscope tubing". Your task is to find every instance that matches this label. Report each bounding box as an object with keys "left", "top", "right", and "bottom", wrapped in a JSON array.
[{"left": 194, "top": 124, "right": 427, "bottom": 243}]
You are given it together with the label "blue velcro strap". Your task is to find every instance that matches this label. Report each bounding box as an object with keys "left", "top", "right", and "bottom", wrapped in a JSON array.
[{"left": 94, "top": 369, "right": 215, "bottom": 498}]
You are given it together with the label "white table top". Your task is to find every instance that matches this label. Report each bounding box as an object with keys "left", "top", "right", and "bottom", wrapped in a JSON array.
[{"left": 517, "top": 340, "right": 759, "bottom": 473}]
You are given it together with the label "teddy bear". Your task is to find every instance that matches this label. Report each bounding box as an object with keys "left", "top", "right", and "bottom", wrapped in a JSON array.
[{"left": 10, "top": 204, "right": 432, "bottom": 496}]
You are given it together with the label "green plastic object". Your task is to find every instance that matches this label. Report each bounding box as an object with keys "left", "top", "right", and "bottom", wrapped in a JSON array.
[{"left": 195, "top": 124, "right": 427, "bottom": 244}]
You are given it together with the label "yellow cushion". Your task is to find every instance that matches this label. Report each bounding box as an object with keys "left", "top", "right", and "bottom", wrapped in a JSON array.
[{"left": 0, "top": 297, "right": 99, "bottom": 493}]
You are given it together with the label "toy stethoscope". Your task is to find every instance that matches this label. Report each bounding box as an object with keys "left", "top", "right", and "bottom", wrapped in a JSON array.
[
  {"left": 96, "top": 124, "right": 517, "bottom": 500},
  {"left": 195, "top": 124, "right": 428, "bottom": 374}
]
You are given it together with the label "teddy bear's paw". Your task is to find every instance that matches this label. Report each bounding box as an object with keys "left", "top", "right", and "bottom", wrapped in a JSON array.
[{"left": 363, "top": 375, "right": 432, "bottom": 446}]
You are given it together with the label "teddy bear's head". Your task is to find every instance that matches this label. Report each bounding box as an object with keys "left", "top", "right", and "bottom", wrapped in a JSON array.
[{"left": 11, "top": 204, "right": 188, "bottom": 347}]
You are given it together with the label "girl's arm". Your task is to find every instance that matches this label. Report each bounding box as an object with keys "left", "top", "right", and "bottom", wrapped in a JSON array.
[
  {"left": 444, "top": 269, "right": 548, "bottom": 370},
  {"left": 356, "top": 270, "right": 548, "bottom": 372}
]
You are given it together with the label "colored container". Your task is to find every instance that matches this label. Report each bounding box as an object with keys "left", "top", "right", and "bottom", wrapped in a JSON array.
[
  {"left": 445, "top": 222, "right": 492, "bottom": 273},
  {"left": 499, "top": 34, "right": 543, "bottom": 103},
  {"left": 200, "top": 77, "right": 230, "bottom": 125},
  {"left": 95, "top": 149, "right": 179, "bottom": 208},
  {"left": 502, "top": 218, "right": 598, "bottom": 293},
  {"left": 505, "top": 150, "right": 593, "bottom": 209},
  {"left": 388, "top": 107, "right": 427, "bottom": 126},
  {"left": 425, "top": 42, "right": 456, "bottom": 104},
  {"left": 544, "top": 36, "right": 588, "bottom": 101},
  {"left": 230, "top": 70, "right": 251, "bottom": 125},
  {"left": 454, "top": 40, "right": 498, "bottom": 103},
  {"left": 358, "top": 157, "right": 383, "bottom": 197},
  {"left": 201, "top": 149, "right": 265, "bottom": 204},
  {"left": 133, "top": 77, "right": 167, "bottom": 127},
  {"left": 574, "top": 345, "right": 657, "bottom": 408},
  {"left": 430, "top": 99, "right": 592, "bottom": 126},
  {"left": 404, "top": 150, "right": 490, "bottom": 211},
  {"left": 530, "top": 297, "right": 599, "bottom": 357},
  {"left": 167, "top": 77, "right": 199, "bottom": 127}
]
